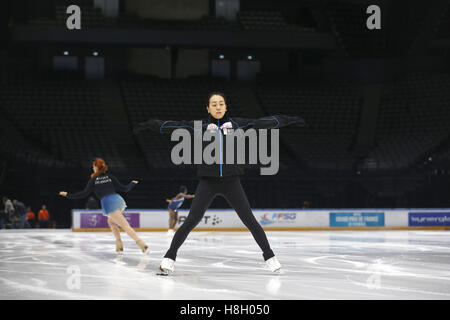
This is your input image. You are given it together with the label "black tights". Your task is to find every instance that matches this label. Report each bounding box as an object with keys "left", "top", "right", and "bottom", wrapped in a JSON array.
[{"left": 164, "top": 176, "right": 275, "bottom": 261}]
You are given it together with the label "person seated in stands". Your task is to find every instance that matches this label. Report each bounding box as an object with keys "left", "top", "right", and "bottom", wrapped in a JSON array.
[
  {"left": 85, "top": 196, "right": 99, "bottom": 209},
  {"left": 38, "top": 205, "right": 50, "bottom": 228},
  {"left": 2, "top": 197, "right": 15, "bottom": 229},
  {"left": 26, "top": 206, "right": 36, "bottom": 228},
  {"left": 302, "top": 201, "right": 310, "bottom": 209},
  {"left": 12, "top": 199, "right": 29, "bottom": 229},
  {"left": 0, "top": 201, "right": 6, "bottom": 229}
]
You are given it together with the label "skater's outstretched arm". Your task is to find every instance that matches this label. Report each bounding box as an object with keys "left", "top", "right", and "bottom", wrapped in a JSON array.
[
  {"left": 180, "top": 193, "right": 195, "bottom": 199},
  {"left": 110, "top": 174, "right": 138, "bottom": 193},
  {"left": 166, "top": 193, "right": 179, "bottom": 203},
  {"left": 62, "top": 178, "right": 95, "bottom": 199},
  {"left": 229, "top": 115, "right": 305, "bottom": 130},
  {"left": 133, "top": 119, "right": 207, "bottom": 135}
]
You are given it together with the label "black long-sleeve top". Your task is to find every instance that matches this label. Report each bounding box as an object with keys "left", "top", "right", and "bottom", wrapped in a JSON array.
[
  {"left": 14, "top": 202, "right": 27, "bottom": 217},
  {"left": 134, "top": 114, "right": 305, "bottom": 178},
  {"left": 66, "top": 173, "right": 136, "bottom": 200}
]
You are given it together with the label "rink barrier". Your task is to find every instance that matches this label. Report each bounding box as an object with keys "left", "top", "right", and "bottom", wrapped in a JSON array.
[
  {"left": 71, "top": 209, "right": 450, "bottom": 231},
  {"left": 72, "top": 227, "right": 450, "bottom": 232}
]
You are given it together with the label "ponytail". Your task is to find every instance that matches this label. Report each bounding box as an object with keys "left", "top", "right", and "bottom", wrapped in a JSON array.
[{"left": 91, "top": 158, "right": 108, "bottom": 178}]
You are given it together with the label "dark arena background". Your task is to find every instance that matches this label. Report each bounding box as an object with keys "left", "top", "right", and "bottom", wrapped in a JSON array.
[{"left": 0, "top": 0, "right": 450, "bottom": 303}]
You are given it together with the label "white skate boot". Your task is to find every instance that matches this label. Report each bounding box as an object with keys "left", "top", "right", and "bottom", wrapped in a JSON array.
[
  {"left": 167, "top": 229, "right": 175, "bottom": 236},
  {"left": 159, "top": 258, "right": 175, "bottom": 275},
  {"left": 265, "top": 256, "right": 282, "bottom": 273}
]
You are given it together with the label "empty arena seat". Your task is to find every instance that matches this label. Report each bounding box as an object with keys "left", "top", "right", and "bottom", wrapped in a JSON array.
[
  {"left": 257, "top": 81, "right": 361, "bottom": 172},
  {"left": 364, "top": 72, "right": 450, "bottom": 170},
  {"left": 0, "top": 80, "right": 123, "bottom": 168},
  {"left": 237, "top": 10, "right": 315, "bottom": 32},
  {"left": 436, "top": 3, "right": 450, "bottom": 38}
]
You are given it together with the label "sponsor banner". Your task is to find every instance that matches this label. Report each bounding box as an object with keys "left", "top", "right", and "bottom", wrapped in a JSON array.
[
  {"left": 79, "top": 212, "right": 139, "bottom": 228},
  {"left": 177, "top": 210, "right": 299, "bottom": 228},
  {"left": 72, "top": 209, "right": 450, "bottom": 230},
  {"left": 258, "top": 212, "right": 297, "bottom": 226},
  {"left": 73, "top": 209, "right": 317, "bottom": 229},
  {"left": 409, "top": 212, "right": 450, "bottom": 226},
  {"left": 330, "top": 212, "right": 385, "bottom": 227},
  {"left": 177, "top": 211, "right": 225, "bottom": 228}
]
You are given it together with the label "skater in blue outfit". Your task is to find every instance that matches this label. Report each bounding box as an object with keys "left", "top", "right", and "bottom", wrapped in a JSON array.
[
  {"left": 166, "top": 185, "right": 195, "bottom": 236},
  {"left": 59, "top": 158, "right": 149, "bottom": 254}
]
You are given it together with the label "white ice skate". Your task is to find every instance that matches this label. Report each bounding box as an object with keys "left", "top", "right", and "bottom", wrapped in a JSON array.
[
  {"left": 167, "top": 229, "right": 175, "bottom": 236},
  {"left": 159, "top": 257, "right": 175, "bottom": 275},
  {"left": 265, "top": 256, "right": 282, "bottom": 273}
]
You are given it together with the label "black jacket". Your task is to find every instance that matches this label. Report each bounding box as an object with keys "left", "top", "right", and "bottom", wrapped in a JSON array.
[
  {"left": 67, "top": 173, "right": 136, "bottom": 200},
  {"left": 134, "top": 114, "right": 305, "bottom": 178},
  {"left": 14, "top": 201, "right": 27, "bottom": 217}
]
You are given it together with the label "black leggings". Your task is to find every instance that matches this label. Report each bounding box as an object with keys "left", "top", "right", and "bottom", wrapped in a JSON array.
[{"left": 164, "top": 176, "right": 275, "bottom": 261}]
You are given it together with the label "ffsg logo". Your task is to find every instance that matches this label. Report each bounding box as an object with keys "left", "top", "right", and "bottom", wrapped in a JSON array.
[{"left": 260, "top": 213, "right": 297, "bottom": 226}]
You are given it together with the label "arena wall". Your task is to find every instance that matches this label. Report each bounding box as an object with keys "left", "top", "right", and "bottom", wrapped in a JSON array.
[{"left": 72, "top": 209, "right": 450, "bottom": 231}]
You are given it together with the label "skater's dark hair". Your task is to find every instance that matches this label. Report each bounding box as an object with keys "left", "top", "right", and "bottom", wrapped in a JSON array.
[
  {"left": 91, "top": 158, "right": 108, "bottom": 178},
  {"left": 179, "top": 185, "right": 187, "bottom": 193},
  {"left": 207, "top": 92, "right": 227, "bottom": 106}
]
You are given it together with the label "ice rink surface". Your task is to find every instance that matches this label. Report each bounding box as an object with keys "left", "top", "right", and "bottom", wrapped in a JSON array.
[{"left": 0, "top": 229, "right": 449, "bottom": 300}]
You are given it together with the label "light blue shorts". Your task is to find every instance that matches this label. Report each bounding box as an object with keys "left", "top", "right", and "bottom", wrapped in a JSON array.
[{"left": 100, "top": 193, "right": 127, "bottom": 217}]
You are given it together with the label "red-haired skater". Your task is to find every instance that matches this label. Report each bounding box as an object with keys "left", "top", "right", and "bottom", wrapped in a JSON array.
[{"left": 59, "top": 158, "right": 149, "bottom": 254}]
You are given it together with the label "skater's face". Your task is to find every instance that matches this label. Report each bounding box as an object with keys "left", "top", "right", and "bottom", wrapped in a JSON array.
[
  {"left": 92, "top": 164, "right": 98, "bottom": 173},
  {"left": 207, "top": 95, "right": 227, "bottom": 120}
]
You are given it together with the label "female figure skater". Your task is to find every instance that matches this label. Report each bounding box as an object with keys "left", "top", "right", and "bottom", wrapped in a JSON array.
[
  {"left": 59, "top": 158, "right": 149, "bottom": 254},
  {"left": 166, "top": 185, "right": 195, "bottom": 236},
  {"left": 134, "top": 92, "right": 304, "bottom": 274}
]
